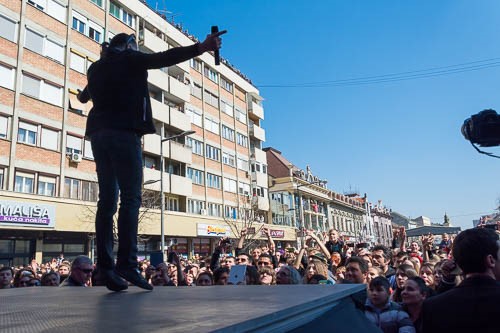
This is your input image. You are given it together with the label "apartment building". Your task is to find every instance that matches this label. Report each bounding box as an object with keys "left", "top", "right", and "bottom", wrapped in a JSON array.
[{"left": 0, "top": 0, "right": 295, "bottom": 267}]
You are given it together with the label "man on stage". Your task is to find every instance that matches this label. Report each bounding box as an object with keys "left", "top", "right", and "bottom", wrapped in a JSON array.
[{"left": 85, "top": 30, "right": 225, "bottom": 291}]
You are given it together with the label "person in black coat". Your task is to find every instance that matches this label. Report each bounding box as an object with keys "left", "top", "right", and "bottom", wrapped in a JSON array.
[
  {"left": 421, "top": 228, "right": 500, "bottom": 333},
  {"left": 85, "top": 30, "right": 225, "bottom": 292}
]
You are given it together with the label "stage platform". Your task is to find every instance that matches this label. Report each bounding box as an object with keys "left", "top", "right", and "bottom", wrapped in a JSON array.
[{"left": 0, "top": 284, "right": 379, "bottom": 332}]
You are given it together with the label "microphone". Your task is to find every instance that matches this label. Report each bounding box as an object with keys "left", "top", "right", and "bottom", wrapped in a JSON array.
[{"left": 211, "top": 25, "right": 220, "bottom": 65}]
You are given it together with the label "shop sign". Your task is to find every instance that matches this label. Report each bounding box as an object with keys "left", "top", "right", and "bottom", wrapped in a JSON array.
[
  {"left": 197, "top": 223, "right": 231, "bottom": 237},
  {"left": 0, "top": 200, "right": 55, "bottom": 228},
  {"left": 262, "top": 229, "right": 285, "bottom": 239}
]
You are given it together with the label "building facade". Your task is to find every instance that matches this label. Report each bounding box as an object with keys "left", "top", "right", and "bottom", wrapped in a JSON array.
[
  {"left": 0, "top": 0, "right": 296, "bottom": 267},
  {"left": 265, "top": 147, "right": 371, "bottom": 246}
]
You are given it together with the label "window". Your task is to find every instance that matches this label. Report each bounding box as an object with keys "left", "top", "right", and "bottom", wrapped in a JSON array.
[
  {"left": 186, "top": 106, "right": 202, "bottom": 127},
  {"left": 88, "top": 22, "right": 102, "bottom": 43},
  {"left": 72, "top": 11, "right": 103, "bottom": 43},
  {"left": 204, "top": 117, "right": 219, "bottom": 134},
  {"left": 83, "top": 139, "right": 93, "bottom": 159},
  {"left": 28, "top": 0, "right": 66, "bottom": 22},
  {"left": 166, "top": 197, "right": 179, "bottom": 211},
  {"left": 237, "top": 157, "right": 248, "bottom": 171},
  {"left": 253, "top": 186, "right": 267, "bottom": 198},
  {"left": 18, "top": 121, "right": 37, "bottom": 145},
  {"left": 0, "top": 14, "right": 17, "bottom": 42},
  {"left": 221, "top": 76, "right": 233, "bottom": 92},
  {"left": 222, "top": 152, "right": 235, "bottom": 167},
  {"left": 207, "top": 203, "right": 222, "bottom": 217},
  {"left": 0, "top": 115, "right": 8, "bottom": 139},
  {"left": 64, "top": 178, "right": 79, "bottom": 199},
  {"left": 186, "top": 137, "right": 203, "bottom": 155},
  {"left": 220, "top": 100, "right": 233, "bottom": 117},
  {"left": 37, "top": 175, "right": 56, "bottom": 196},
  {"left": 70, "top": 51, "right": 86, "bottom": 73},
  {"left": 0, "top": 63, "right": 15, "bottom": 90},
  {"left": 109, "top": 2, "right": 135, "bottom": 28},
  {"left": 237, "top": 133, "right": 248, "bottom": 147},
  {"left": 40, "top": 127, "right": 58, "bottom": 151},
  {"left": 205, "top": 144, "right": 220, "bottom": 161},
  {"left": 188, "top": 199, "right": 205, "bottom": 214},
  {"left": 224, "top": 205, "right": 237, "bottom": 219},
  {"left": 0, "top": 168, "right": 4, "bottom": 189},
  {"left": 238, "top": 182, "right": 250, "bottom": 196},
  {"left": 221, "top": 125, "right": 235, "bottom": 141},
  {"left": 21, "top": 74, "right": 63, "bottom": 106},
  {"left": 81, "top": 180, "right": 98, "bottom": 201},
  {"left": 90, "top": 0, "right": 103, "bottom": 7},
  {"left": 24, "top": 28, "right": 44, "bottom": 54},
  {"left": 206, "top": 173, "right": 221, "bottom": 189},
  {"left": 189, "top": 58, "right": 201, "bottom": 71},
  {"left": 203, "top": 89, "right": 219, "bottom": 108},
  {"left": 190, "top": 82, "right": 202, "bottom": 99},
  {"left": 203, "top": 66, "right": 218, "bottom": 83},
  {"left": 72, "top": 15, "right": 85, "bottom": 34},
  {"left": 187, "top": 167, "right": 204, "bottom": 185},
  {"left": 223, "top": 178, "right": 237, "bottom": 193},
  {"left": 14, "top": 172, "right": 34, "bottom": 193},
  {"left": 235, "top": 107, "right": 247, "bottom": 124},
  {"left": 66, "top": 134, "right": 82, "bottom": 154}
]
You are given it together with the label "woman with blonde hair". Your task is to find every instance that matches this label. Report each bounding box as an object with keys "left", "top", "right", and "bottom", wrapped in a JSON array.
[{"left": 303, "top": 258, "right": 330, "bottom": 284}]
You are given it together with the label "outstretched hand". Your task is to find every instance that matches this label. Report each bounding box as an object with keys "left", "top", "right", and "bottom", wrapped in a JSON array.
[{"left": 199, "top": 30, "right": 227, "bottom": 53}]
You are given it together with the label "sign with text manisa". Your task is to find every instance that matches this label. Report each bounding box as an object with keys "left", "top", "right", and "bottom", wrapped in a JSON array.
[{"left": 0, "top": 200, "right": 56, "bottom": 228}]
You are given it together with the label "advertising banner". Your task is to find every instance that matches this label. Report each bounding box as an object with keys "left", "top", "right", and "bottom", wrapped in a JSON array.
[{"left": 0, "top": 200, "right": 56, "bottom": 228}]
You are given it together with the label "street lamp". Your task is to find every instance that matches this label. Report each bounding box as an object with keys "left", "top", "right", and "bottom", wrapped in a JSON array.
[{"left": 144, "top": 129, "right": 195, "bottom": 260}]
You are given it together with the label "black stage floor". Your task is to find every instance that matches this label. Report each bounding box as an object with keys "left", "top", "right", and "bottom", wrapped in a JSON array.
[{"left": 0, "top": 284, "right": 371, "bottom": 333}]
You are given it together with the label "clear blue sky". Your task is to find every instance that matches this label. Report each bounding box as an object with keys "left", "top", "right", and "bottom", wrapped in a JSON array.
[{"left": 147, "top": 0, "right": 499, "bottom": 230}]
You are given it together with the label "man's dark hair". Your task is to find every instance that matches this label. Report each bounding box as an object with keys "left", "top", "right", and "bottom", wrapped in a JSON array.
[
  {"left": 213, "top": 267, "right": 230, "bottom": 284},
  {"left": 396, "top": 251, "right": 409, "bottom": 259},
  {"left": 453, "top": 228, "right": 499, "bottom": 275},
  {"left": 109, "top": 33, "right": 131, "bottom": 49},
  {"left": 258, "top": 253, "right": 272, "bottom": 261},
  {"left": 369, "top": 276, "right": 390, "bottom": 293},
  {"left": 372, "top": 245, "right": 391, "bottom": 260},
  {"left": 346, "top": 256, "right": 368, "bottom": 273},
  {"left": 0, "top": 266, "right": 14, "bottom": 275},
  {"left": 238, "top": 252, "right": 253, "bottom": 265}
]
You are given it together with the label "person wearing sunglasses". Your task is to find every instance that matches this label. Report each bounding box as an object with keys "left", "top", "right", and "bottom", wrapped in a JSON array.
[
  {"left": 84, "top": 28, "right": 226, "bottom": 292},
  {"left": 60, "top": 256, "right": 94, "bottom": 287}
]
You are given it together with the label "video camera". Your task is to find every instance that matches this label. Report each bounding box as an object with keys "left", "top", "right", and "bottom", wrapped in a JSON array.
[{"left": 461, "top": 109, "right": 500, "bottom": 147}]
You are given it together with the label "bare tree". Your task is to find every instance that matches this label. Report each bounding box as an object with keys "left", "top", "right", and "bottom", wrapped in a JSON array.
[
  {"left": 78, "top": 189, "right": 159, "bottom": 245},
  {"left": 223, "top": 196, "right": 268, "bottom": 252}
]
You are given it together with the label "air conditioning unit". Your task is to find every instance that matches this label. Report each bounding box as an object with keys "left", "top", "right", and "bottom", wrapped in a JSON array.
[
  {"left": 200, "top": 209, "right": 207, "bottom": 215},
  {"left": 70, "top": 153, "right": 82, "bottom": 163}
]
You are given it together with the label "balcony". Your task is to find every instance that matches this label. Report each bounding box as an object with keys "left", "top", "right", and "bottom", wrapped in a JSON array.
[
  {"left": 250, "top": 124, "right": 266, "bottom": 142},
  {"left": 252, "top": 196, "right": 270, "bottom": 211},
  {"left": 169, "top": 107, "right": 191, "bottom": 132},
  {"left": 172, "top": 59, "right": 190, "bottom": 73},
  {"left": 148, "top": 69, "right": 169, "bottom": 93},
  {"left": 170, "top": 174, "right": 192, "bottom": 197},
  {"left": 150, "top": 98, "right": 170, "bottom": 124},
  {"left": 252, "top": 171, "right": 268, "bottom": 187},
  {"left": 142, "top": 29, "right": 168, "bottom": 53},
  {"left": 248, "top": 100, "right": 264, "bottom": 120},
  {"left": 143, "top": 168, "right": 169, "bottom": 192},
  {"left": 143, "top": 133, "right": 162, "bottom": 156},
  {"left": 167, "top": 76, "right": 190, "bottom": 102},
  {"left": 169, "top": 141, "right": 192, "bottom": 165},
  {"left": 251, "top": 147, "right": 267, "bottom": 164}
]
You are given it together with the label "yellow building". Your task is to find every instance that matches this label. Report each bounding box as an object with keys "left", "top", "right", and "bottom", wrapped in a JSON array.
[{"left": 0, "top": 0, "right": 296, "bottom": 267}]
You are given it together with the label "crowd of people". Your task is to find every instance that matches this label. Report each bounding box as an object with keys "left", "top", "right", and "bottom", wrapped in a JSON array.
[{"left": 1, "top": 226, "right": 499, "bottom": 333}]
